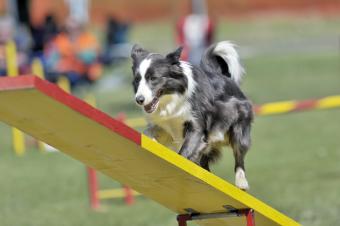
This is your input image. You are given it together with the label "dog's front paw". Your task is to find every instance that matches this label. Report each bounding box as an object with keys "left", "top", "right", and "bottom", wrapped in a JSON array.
[{"left": 235, "top": 167, "right": 250, "bottom": 191}]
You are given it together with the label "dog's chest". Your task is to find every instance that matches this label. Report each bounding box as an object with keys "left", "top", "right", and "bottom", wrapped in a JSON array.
[{"left": 148, "top": 95, "right": 192, "bottom": 148}]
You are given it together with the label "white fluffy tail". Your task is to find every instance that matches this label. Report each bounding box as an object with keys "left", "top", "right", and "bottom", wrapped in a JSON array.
[
  {"left": 213, "top": 41, "right": 244, "bottom": 85},
  {"left": 201, "top": 41, "right": 244, "bottom": 85}
]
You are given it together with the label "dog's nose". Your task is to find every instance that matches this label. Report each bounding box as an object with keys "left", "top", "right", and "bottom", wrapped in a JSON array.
[{"left": 135, "top": 95, "right": 145, "bottom": 105}]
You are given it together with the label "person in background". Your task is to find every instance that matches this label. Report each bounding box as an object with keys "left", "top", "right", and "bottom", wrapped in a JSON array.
[
  {"left": 30, "top": 14, "right": 59, "bottom": 59},
  {"left": 176, "top": 0, "right": 215, "bottom": 65},
  {"left": 44, "top": 18, "right": 102, "bottom": 88},
  {"left": 101, "top": 15, "right": 130, "bottom": 65},
  {"left": 43, "top": 15, "right": 59, "bottom": 45},
  {"left": 0, "top": 16, "right": 31, "bottom": 76},
  {"left": 0, "top": 16, "right": 13, "bottom": 76}
]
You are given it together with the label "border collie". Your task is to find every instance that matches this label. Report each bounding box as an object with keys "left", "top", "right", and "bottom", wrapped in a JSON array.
[{"left": 131, "top": 41, "right": 253, "bottom": 190}]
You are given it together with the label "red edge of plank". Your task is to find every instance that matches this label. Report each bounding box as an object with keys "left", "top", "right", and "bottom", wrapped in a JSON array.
[
  {"left": 0, "top": 75, "right": 36, "bottom": 90},
  {"left": 0, "top": 75, "right": 141, "bottom": 145}
]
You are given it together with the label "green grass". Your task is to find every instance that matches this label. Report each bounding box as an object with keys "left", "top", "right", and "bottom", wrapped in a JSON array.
[
  {"left": 214, "top": 109, "right": 340, "bottom": 226},
  {"left": 243, "top": 53, "right": 340, "bottom": 103},
  {"left": 1, "top": 14, "right": 340, "bottom": 226}
]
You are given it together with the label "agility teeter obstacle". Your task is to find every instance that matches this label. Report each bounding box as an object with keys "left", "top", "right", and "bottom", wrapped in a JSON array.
[{"left": 0, "top": 76, "right": 300, "bottom": 226}]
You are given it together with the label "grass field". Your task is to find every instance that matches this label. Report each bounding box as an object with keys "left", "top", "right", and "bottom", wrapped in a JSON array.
[{"left": 1, "top": 14, "right": 340, "bottom": 226}]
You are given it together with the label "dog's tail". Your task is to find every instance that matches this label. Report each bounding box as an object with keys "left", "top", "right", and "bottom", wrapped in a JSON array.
[{"left": 200, "top": 41, "right": 244, "bottom": 85}]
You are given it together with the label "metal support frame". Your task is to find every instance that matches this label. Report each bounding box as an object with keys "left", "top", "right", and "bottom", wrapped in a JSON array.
[{"left": 177, "top": 208, "right": 255, "bottom": 226}]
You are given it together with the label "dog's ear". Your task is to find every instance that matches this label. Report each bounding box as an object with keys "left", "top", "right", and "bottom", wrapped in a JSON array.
[
  {"left": 166, "top": 46, "right": 183, "bottom": 64},
  {"left": 131, "top": 44, "right": 149, "bottom": 62}
]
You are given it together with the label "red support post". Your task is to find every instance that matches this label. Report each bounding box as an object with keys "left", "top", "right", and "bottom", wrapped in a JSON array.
[
  {"left": 123, "top": 185, "right": 134, "bottom": 205},
  {"left": 87, "top": 167, "right": 100, "bottom": 209},
  {"left": 117, "top": 112, "right": 135, "bottom": 205},
  {"left": 177, "top": 214, "right": 192, "bottom": 226},
  {"left": 246, "top": 209, "right": 255, "bottom": 226}
]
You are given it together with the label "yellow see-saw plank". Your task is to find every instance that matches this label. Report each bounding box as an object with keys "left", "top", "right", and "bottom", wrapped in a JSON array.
[{"left": 0, "top": 76, "right": 300, "bottom": 226}]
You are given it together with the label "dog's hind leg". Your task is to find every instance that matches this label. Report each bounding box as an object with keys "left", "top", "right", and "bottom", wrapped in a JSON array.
[
  {"left": 199, "top": 147, "right": 222, "bottom": 171},
  {"left": 229, "top": 121, "right": 252, "bottom": 190}
]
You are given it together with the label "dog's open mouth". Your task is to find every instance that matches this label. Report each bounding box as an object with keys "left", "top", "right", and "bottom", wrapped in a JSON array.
[
  {"left": 144, "top": 97, "right": 159, "bottom": 113},
  {"left": 143, "top": 91, "right": 161, "bottom": 114}
]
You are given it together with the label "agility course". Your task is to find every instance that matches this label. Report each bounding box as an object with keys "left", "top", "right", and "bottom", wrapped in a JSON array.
[
  {"left": 0, "top": 32, "right": 338, "bottom": 226},
  {"left": 0, "top": 75, "right": 301, "bottom": 226},
  {"left": 1, "top": 9, "right": 340, "bottom": 225}
]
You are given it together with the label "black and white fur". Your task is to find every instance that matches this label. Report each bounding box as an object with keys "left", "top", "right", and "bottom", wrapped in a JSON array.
[{"left": 131, "top": 41, "right": 254, "bottom": 190}]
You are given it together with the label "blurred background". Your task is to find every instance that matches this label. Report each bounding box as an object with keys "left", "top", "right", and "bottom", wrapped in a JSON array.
[{"left": 0, "top": 0, "right": 340, "bottom": 226}]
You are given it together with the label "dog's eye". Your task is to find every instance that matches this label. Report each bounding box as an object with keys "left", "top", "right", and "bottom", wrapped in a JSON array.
[
  {"left": 134, "top": 76, "right": 141, "bottom": 83},
  {"left": 150, "top": 76, "right": 156, "bottom": 81}
]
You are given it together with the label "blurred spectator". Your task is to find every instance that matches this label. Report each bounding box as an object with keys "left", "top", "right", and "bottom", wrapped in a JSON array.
[
  {"left": 30, "top": 14, "right": 59, "bottom": 59},
  {"left": 0, "top": 16, "right": 31, "bottom": 76},
  {"left": 176, "top": 0, "right": 214, "bottom": 65},
  {"left": 43, "top": 15, "right": 59, "bottom": 44},
  {"left": 101, "top": 16, "right": 130, "bottom": 65},
  {"left": 44, "top": 18, "right": 102, "bottom": 88}
]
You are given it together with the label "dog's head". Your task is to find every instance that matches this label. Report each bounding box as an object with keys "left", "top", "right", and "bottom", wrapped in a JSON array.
[{"left": 131, "top": 45, "right": 188, "bottom": 114}]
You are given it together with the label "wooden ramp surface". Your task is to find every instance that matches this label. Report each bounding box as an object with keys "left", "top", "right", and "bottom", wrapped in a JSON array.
[{"left": 0, "top": 76, "right": 300, "bottom": 226}]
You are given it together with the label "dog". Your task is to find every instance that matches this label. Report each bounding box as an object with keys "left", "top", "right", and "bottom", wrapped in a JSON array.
[{"left": 130, "top": 41, "right": 253, "bottom": 190}]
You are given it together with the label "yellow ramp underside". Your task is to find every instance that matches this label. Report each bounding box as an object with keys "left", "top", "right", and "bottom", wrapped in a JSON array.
[{"left": 0, "top": 76, "right": 300, "bottom": 226}]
